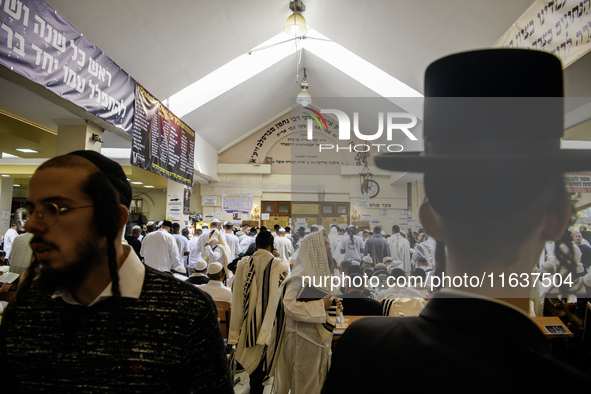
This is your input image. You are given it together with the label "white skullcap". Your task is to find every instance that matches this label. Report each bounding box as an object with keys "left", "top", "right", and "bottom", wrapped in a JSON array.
[
  {"left": 146, "top": 221, "right": 154, "bottom": 226},
  {"left": 278, "top": 227, "right": 286, "bottom": 232},
  {"left": 195, "top": 260, "right": 207, "bottom": 271},
  {"left": 208, "top": 262, "right": 224, "bottom": 275},
  {"left": 211, "top": 218, "right": 221, "bottom": 224},
  {"left": 362, "top": 255, "right": 373, "bottom": 264}
]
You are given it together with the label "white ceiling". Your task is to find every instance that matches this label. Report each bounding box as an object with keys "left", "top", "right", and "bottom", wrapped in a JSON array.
[{"left": 1, "top": 0, "right": 590, "bottom": 155}]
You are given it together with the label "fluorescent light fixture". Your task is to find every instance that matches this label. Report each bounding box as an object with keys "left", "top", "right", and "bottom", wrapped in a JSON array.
[
  {"left": 1, "top": 174, "right": 9, "bottom": 177},
  {"left": 102, "top": 148, "right": 132, "bottom": 159},
  {"left": 13, "top": 184, "right": 20, "bottom": 187},
  {"left": 561, "top": 140, "right": 591, "bottom": 149},
  {"left": 144, "top": 185, "right": 155, "bottom": 188},
  {"left": 168, "top": 32, "right": 298, "bottom": 117},
  {"left": 1, "top": 152, "right": 19, "bottom": 158},
  {"left": 15, "top": 148, "right": 38, "bottom": 153},
  {"left": 130, "top": 181, "right": 143, "bottom": 185}
]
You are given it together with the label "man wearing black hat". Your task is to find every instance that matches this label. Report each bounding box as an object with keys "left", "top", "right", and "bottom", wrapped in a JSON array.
[
  {"left": 0, "top": 151, "right": 233, "bottom": 392},
  {"left": 323, "top": 49, "right": 591, "bottom": 391}
]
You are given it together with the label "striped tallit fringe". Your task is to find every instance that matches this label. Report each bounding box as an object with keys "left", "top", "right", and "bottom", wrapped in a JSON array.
[
  {"left": 245, "top": 257, "right": 274, "bottom": 348},
  {"left": 263, "top": 279, "right": 288, "bottom": 382},
  {"left": 239, "top": 257, "right": 255, "bottom": 346},
  {"left": 382, "top": 298, "right": 395, "bottom": 316}
]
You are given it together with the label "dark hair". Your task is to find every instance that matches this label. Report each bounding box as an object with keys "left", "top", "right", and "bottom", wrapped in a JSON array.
[
  {"left": 209, "top": 271, "right": 225, "bottom": 281},
  {"left": 392, "top": 225, "right": 400, "bottom": 233},
  {"left": 224, "top": 223, "right": 233, "bottom": 230},
  {"left": 285, "top": 226, "right": 291, "bottom": 232},
  {"left": 340, "top": 260, "right": 353, "bottom": 271},
  {"left": 0, "top": 251, "right": 5, "bottom": 258},
  {"left": 390, "top": 268, "right": 406, "bottom": 279},
  {"left": 256, "top": 230, "right": 274, "bottom": 250},
  {"left": 260, "top": 226, "right": 268, "bottom": 232},
  {"left": 348, "top": 264, "right": 363, "bottom": 276},
  {"left": 412, "top": 268, "right": 427, "bottom": 281},
  {"left": 249, "top": 229, "right": 257, "bottom": 236},
  {"left": 274, "top": 224, "right": 280, "bottom": 229},
  {"left": 374, "top": 226, "right": 382, "bottom": 234}
]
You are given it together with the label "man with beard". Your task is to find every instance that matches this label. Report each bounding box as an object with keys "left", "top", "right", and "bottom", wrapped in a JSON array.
[{"left": 0, "top": 150, "right": 232, "bottom": 393}]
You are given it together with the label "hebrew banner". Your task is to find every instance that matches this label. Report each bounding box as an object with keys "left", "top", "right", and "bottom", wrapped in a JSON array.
[
  {"left": 0, "top": 0, "right": 135, "bottom": 133},
  {"left": 494, "top": 0, "right": 591, "bottom": 67},
  {"left": 131, "top": 83, "right": 195, "bottom": 187}
]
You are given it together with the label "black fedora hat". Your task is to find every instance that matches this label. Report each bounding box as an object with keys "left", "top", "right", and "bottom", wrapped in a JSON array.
[{"left": 374, "top": 49, "right": 591, "bottom": 174}]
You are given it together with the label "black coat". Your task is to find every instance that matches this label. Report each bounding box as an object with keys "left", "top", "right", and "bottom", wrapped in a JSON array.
[{"left": 323, "top": 292, "right": 591, "bottom": 392}]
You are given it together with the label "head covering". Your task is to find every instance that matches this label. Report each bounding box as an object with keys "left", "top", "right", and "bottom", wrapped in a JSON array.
[
  {"left": 204, "top": 229, "right": 233, "bottom": 279},
  {"left": 161, "top": 220, "right": 173, "bottom": 228},
  {"left": 278, "top": 227, "right": 286, "bottom": 232},
  {"left": 362, "top": 255, "right": 373, "bottom": 265},
  {"left": 375, "top": 263, "right": 387, "bottom": 271},
  {"left": 374, "top": 49, "right": 591, "bottom": 220},
  {"left": 132, "top": 225, "right": 141, "bottom": 231},
  {"left": 383, "top": 256, "right": 393, "bottom": 264},
  {"left": 208, "top": 262, "right": 224, "bottom": 275},
  {"left": 211, "top": 218, "right": 221, "bottom": 224},
  {"left": 146, "top": 221, "right": 154, "bottom": 226},
  {"left": 195, "top": 259, "right": 207, "bottom": 271},
  {"left": 68, "top": 150, "right": 132, "bottom": 208}
]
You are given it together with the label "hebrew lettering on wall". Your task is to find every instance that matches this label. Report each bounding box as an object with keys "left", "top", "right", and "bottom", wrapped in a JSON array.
[
  {"left": 495, "top": 0, "right": 591, "bottom": 67},
  {"left": 0, "top": 0, "right": 134, "bottom": 133}
]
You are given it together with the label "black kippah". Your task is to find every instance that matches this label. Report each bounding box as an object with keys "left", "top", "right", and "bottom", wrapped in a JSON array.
[{"left": 67, "top": 150, "right": 132, "bottom": 208}]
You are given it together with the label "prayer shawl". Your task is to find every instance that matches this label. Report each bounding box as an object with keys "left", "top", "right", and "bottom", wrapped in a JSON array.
[
  {"left": 387, "top": 233, "right": 411, "bottom": 272},
  {"left": 228, "top": 249, "right": 288, "bottom": 375},
  {"left": 204, "top": 229, "right": 233, "bottom": 279},
  {"left": 273, "top": 230, "right": 339, "bottom": 393}
]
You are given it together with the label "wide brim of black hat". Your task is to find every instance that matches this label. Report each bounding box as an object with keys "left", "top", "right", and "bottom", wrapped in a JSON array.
[{"left": 374, "top": 150, "right": 591, "bottom": 173}]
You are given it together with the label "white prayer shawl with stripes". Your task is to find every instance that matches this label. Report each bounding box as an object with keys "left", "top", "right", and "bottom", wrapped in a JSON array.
[{"left": 228, "top": 249, "right": 288, "bottom": 374}]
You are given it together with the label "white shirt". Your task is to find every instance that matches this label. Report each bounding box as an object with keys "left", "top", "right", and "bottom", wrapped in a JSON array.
[
  {"left": 274, "top": 236, "right": 294, "bottom": 264},
  {"left": 8, "top": 232, "right": 33, "bottom": 275},
  {"left": 198, "top": 280, "right": 232, "bottom": 306},
  {"left": 2, "top": 228, "right": 18, "bottom": 256},
  {"left": 53, "top": 244, "right": 145, "bottom": 306},
  {"left": 239, "top": 236, "right": 256, "bottom": 254},
  {"left": 173, "top": 234, "right": 190, "bottom": 270},
  {"left": 140, "top": 229, "right": 182, "bottom": 273},
  {"left": 188, "top": 235, "right": 202, "bottom": 269},
  {"left": 223, "top": 232, "right": 240, "bottom": 260}
]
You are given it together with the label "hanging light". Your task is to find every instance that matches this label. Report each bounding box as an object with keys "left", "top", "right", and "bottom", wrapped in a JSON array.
[
  {"left": 284, "top": 0, "right": 307, "bottom": 37},
  {"left": 296, "top": 68, "right": 312, "bottom": 106}
]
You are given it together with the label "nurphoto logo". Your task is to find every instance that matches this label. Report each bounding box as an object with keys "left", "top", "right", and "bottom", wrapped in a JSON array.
[{"left": 304, "top": 107, "right": 418, "bottom": 153}]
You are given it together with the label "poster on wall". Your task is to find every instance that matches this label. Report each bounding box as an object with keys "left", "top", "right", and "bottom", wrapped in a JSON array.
[
  {"left": 131, "top": 83, "right": 195, "bottom": 187},
  {"left": 222, "top": 193, "right": 253, "bottom": 214},
  {"left": 202, "top": 196, "right": 217, "bottom": 206},
  {"left": 0, "top": 0, "right": 135, "bottom": 133}
]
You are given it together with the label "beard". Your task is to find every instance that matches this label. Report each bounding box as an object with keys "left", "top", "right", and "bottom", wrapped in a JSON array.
[{"left": 35, "top": 235, "right": 108, "bottom": 294}]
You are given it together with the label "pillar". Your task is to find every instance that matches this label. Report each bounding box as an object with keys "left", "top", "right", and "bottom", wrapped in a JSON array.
[
  {"left": 166, "top": 179, "right": 189, "bottom": 228},
  {"left": 55, "top": 120, "right": 104, "bottom": 155},
  {"left": 0, "top": 177, "right": 14, "bottom": 236}
]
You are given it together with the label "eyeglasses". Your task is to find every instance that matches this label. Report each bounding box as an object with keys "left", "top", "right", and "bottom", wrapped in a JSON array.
[{"left": 19, "top": 202, "right": 94, "bottom": 229}]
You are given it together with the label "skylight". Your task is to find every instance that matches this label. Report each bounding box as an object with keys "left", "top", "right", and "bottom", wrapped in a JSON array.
[{"left": 167, "top": 28, "right": 422, "bottom": 118}]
